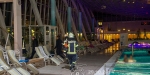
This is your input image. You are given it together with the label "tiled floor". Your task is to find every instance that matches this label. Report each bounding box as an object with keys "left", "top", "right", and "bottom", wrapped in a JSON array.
[{"left": 38, "top": 44, "right": 119, "bottom": 75}]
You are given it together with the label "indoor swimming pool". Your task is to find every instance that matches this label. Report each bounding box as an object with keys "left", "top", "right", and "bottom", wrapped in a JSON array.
[{"left": 110, "top": 49, "right": 150, "bottom": 75}]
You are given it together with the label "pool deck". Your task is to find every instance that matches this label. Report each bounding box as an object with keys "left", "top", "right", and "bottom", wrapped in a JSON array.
[{"left": 38, "top": 44, "right": 119, "bottom": 75}]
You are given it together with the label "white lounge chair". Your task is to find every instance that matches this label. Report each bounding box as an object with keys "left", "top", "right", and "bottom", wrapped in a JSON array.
[
  {"left": 0, "top": 67, "right": 5, "bottom": 75},
  {"left": 0, "top": 57, "right": 30, "bottom": 75},
  {"left": 7, "top": 50, "right": 39, "bottom": 75},
  {"left": 0, "top": 45, "right": 9, "bottom": 64},
  {"left": 0, "top": 50, "right": 30, "bottom": 75},
  {"left": 43, "top": 46, "right": 65, "bottom": 63},
  {"left": 26, "top": 64, "right": 39, "bottom": 75},
  {"left": 35, "top": 47, "right": 61, "bottom": 66},
  {"left": 7, "top": 50, "right": 22, "bottom": 67},
  {"left": 5, "top": 46, "right": 11, "bottom": 50},
  {"left": 35, "top": 47, "right": 50, "bottom": 66}
]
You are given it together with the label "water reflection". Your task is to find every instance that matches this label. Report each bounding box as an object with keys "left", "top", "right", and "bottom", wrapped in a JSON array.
[{"left": 105, "top": 43, "right": 120, "bottom": 54}]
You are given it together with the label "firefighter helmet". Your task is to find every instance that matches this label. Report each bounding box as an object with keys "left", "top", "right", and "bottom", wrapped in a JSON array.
[{"left": 68, "top": 32, "right": 74, "bottom": 38}]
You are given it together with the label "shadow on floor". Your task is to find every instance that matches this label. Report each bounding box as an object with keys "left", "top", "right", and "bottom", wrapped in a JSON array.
[{"left": 61, "top": 65, "right": 70, "bottom": 69}]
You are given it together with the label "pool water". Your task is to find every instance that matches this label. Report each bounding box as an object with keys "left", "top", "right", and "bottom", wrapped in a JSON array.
[{"left": 110, "top": 50, "right": 150, "bottom": 75}]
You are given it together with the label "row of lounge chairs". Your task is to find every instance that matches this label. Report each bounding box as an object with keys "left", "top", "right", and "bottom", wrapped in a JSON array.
[
  {"left": 77, "top": 40, "right": 117, "bottom": 55},
  {"left": 0, "top": 45, "right": 65, "bottom": 75},
  {"left": 0, "top": 45, "right": 39, "bottom": 75},
  {"left": 35, "top": 46, "right": 64, "bottom": 66}
]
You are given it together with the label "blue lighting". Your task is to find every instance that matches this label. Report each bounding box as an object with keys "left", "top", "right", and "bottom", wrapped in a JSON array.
[{"left": 128, "top": 42, "right": 150, "bottom": 48}]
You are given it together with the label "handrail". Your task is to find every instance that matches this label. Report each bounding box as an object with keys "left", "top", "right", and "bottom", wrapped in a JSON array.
[
  {"left": 116, "top": 62, "right": 150, "bottom": 64},
  {"left": 112, "top": 70, "right": 150, "bottom": 73}
]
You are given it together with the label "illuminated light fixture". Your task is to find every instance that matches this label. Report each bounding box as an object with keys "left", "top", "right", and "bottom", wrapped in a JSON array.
[
  {"left": 129, "top": 34, "right": 130, "bottom": 35},
  {"left": 128, "top": 30, "right": 130, "bottom": 32},
  {"left": 118, "top": 30, "right": 120, "bottom": 32},
  {"left": 147, "top": 0, "right": 150, "bottom": 4},
  {"left": 98, "top": 22, "right": 102, "bottom": 25},
  {"left": 101, "top": 5, "right": 106, "bottom": 9},
  {"left": 123, "top": 28, "right": 125, "bottom": 30},
  {"left": 101, "top": 30, "right": 103, "bottom": 33},
  {"left": 31, "top": 30, "right": 34, "bottom": 32},
  {"left": 122, "top": 0, "right": 126, "bottom": 2},
  {"left": 141, "top": 7, "right": 144, "bottom": 8},
  {"left": 132, "top": 2, "right": 134, "bottom": 3},
  {"left": 78, "top": 33, "right": 79, "bottom": 36},
  {"left": 128, "top": 2, "right": 130, "bottom": 3},
  {"left": 80, "top": 33, "right": 82, "bottom": 36},
  {"left": 7, "top": 29, "right": 10, "bottom": 32}
]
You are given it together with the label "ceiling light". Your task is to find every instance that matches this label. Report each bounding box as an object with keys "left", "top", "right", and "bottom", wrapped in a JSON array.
[
  {"left": 128, "top": 2, "right": 130, "bottom": 3},
  {"left": 101, "top": 5, "right": 106, "bottom": 9},
  {"left": 141, "top": 7, "right": 144, "bottom": 8},
  {"left": 132, "top": 2, "right": 134, "bottom": 3},
  {"left": 147, "top": 0, "right": 150, "bottom": 4}
]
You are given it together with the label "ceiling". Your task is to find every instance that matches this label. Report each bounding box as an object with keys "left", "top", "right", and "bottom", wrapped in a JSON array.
[{"left": 81, "top": 0, "right": 150, "bottom": 20}]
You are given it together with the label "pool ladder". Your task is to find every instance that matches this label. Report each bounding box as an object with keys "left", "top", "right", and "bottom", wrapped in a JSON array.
[
  {"left": 132, "top": 44, "right": 134, "bottom": 56},
  {"left": 132, "top": 42, "right": 138, "bottom": 56}
]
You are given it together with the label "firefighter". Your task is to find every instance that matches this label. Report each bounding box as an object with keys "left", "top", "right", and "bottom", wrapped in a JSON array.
[{"left": 63, "top": 32, "right": 78, "bottom": 71}]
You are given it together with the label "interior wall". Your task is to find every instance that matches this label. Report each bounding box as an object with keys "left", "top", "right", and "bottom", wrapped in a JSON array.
[{"left": 102, "top": 20, "right": 150, "bottom": 32}]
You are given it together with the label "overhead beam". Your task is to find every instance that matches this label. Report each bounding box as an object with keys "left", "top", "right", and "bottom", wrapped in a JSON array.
[
  {"left": 0, "top": 8, "right": 11, "bottom": 47},
  {"left": 0, "top": 0, "right": 13, "bottom": 2},
  {"left": 70, "top": 0, "right": 88, "bottom": 41},
  {"left": 29, "top": 0, "right": 43, "bottom": 25}
]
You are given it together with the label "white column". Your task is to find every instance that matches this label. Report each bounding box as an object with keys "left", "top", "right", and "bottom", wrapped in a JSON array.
[{"left": 13, "top": 0, "right": 22, "bottom": 56}]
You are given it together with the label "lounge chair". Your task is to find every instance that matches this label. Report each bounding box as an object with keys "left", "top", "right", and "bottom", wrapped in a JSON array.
[
  {"left": 7, "top": 50, "right": 22, "bottom": 67},
  {"left": 0, "top": 50, "right": 30, "bottom": 75},
  {"left": 0, "top": 45, "right": 9, "bottom": 64},
  {"left": 35, "top": 47, "right": 50, "bottom": 66},
  {"left": 35, "top": 47, "right": 61, "bottom": 66},
  {"left": 5, "top": 46, "right": 11, "bottom": 50},
  {"left": 6, "top": 50, "right": 39, "bottom": 75},
  {"left": 42, "top": 46, "right": 64, "bottom": 63},
  {"left": 26, "top": 64, "right": 39, "bottom": 75},
  {"left": 0, "top": 57, "right": 30, "bottom": 75},
  {"left": 0, "top": 67, "right": 6, "bottom": 75}
]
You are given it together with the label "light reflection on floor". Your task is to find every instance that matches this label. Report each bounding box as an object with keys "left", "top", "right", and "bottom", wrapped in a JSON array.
[
  {"left": 39, "top": 43, "right": 118, "bottom": 75},
  {"left": 105, "top": 43, "right": 120, "bottom": 54}
]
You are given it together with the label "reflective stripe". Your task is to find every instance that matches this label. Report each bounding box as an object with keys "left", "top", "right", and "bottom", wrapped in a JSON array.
[
  {"left": 68, "top": 44, "right": 70, "bottom": 53},
  {"left": 67, "top": 41, "right": 77, "bottom": 54},
  {"left": 67, "top": 51, "right": 76, "bottom": 54}
]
